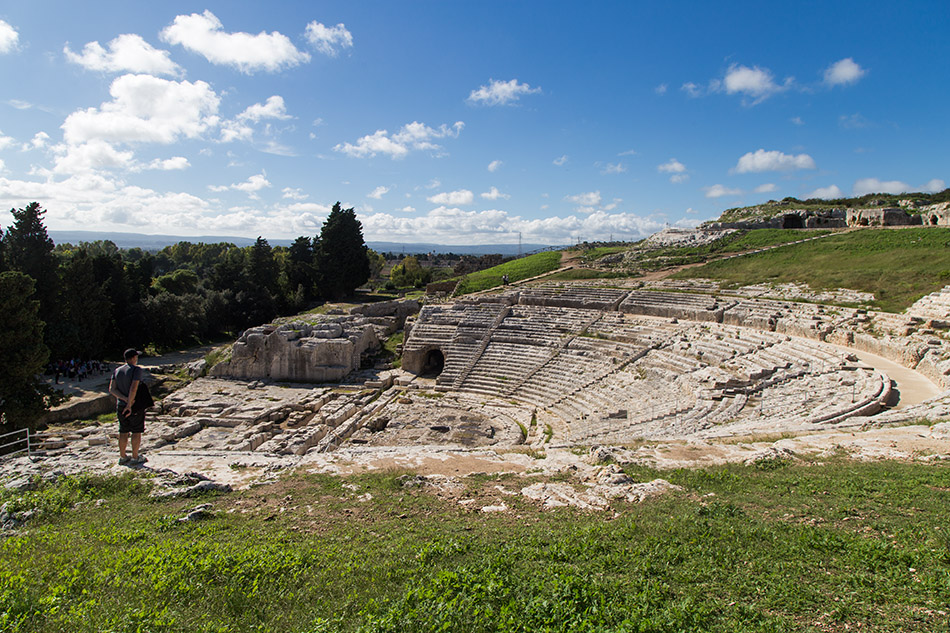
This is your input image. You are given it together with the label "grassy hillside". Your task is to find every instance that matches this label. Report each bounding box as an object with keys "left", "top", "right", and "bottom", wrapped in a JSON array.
[
  {"left": 453, "top": 250, "right": 563, "bottom": 295},
  {"left": 674, "top": 227, "right": 950, "bottom": 312},
  {"left": 1, "top": 459, "right": 948, "bottom": 631}
]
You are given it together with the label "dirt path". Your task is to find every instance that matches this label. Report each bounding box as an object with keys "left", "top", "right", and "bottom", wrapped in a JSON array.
[
  {"left": 832, "top": 344, "right": 941, "bottom": 407},
  {"left": 42, "top": 345, "right": 218, "bottom": 400}
]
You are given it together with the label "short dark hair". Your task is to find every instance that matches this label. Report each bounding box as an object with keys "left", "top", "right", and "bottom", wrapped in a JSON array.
[{"left": 123, "top": 348, "right": 141, "bottom": 360}]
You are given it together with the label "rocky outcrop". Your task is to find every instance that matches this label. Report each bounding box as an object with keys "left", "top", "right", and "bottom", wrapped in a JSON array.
[
  {"left": 210, "top": 300, "right": 419, "bottom": 383},
  {"left": 211, "top": 320, "right": 379, "bottom": 382}
]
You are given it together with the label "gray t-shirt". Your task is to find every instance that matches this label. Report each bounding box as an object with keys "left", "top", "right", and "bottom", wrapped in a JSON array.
[{"left": 112, "top": 363, "right": 142, "bottom": 404}]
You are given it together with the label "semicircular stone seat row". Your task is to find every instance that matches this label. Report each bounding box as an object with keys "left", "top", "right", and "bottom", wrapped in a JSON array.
[{"left": 402, "top": 284, "right": 902, "bottom": 440}]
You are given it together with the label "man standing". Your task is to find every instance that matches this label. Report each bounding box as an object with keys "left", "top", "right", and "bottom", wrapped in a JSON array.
[{"left": 109, "top": 348, "right": 147, "bottom": 465}]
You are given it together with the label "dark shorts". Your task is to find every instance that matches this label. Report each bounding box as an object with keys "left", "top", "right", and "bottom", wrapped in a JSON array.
[{"left": 117, "top": 405, "right": 146, "bottom": 434}]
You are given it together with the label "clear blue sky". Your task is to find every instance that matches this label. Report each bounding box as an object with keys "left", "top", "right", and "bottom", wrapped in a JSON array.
[{"left": 0, "top": 1, "right": 947, "bottom": 245}]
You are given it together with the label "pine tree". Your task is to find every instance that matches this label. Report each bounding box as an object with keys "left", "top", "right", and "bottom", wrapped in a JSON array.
[
  {"left": 0, "top": 272, "right": 50, "bottom": 431},
  {"left": 2, "top": 202, "right": 59, "bottom": 336},
  {"left": 315, "top": 203, "right": 370, "bottom": 299}
]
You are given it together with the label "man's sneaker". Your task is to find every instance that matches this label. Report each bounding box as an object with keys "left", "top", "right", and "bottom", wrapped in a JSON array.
[
  {"left": 130, "top": 455, "right": 148, "bottom": 465},
  {"left": 118, "top": 456, "right": 131, "bottom": 465}
]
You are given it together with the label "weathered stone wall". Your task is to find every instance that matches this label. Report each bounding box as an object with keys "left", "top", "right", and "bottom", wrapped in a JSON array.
[
  {"left": 350, "top": 299, "right": 419, "bottom": 326},
  {"left": 212, "top": 321, "right": 380, "bottom": 382},
  {"left": 846, "top": 207, "right": 921, "bottom": 227},
  {"left": 210, "top": 300, "right": 419, "bottom": 383}
]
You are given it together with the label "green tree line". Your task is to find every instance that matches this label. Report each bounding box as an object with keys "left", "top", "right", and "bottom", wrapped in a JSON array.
[{"left": 0, "top": 201, "right": 372, "bottom": 431}]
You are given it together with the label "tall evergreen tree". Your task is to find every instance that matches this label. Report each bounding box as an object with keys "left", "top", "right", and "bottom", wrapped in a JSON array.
[
  {"left": 0, "top": 272, "right": 50, "bottom": 432},
  {"left": 54, "top": 250, "right": 112, "bottom": 357},
  {"left": 3, "top": 202, "right": 59, "bottom": 338},
  {"left": 284, "top": 236, "right": 317, "bottom": 303},
  {"left": 315, "top": 202, "right": 370, "bottom": 299},
  {"left": 245, "top": 237, "right": 278, "bottom": 290}
]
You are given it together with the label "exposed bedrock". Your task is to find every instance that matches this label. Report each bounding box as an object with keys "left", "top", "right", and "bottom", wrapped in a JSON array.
[{"left": 212, "top": 300, "right": 419, "bottom": 383}]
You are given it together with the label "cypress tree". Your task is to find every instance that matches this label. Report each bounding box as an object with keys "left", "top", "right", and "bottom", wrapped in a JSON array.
[{"left": 315, "top": 202, "right": 370, "bottom": 299}]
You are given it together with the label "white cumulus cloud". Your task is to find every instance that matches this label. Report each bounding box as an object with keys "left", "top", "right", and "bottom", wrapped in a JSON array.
[
  {"left": 553, "top": 155, "right": 568, "bottom": 166},
  {"left": 160, "top": 10, "right": 310, "bottom": 73},
  {"left": 238, "top": 95, "right": 291, "bottom": 122},
  {"left": 282, "top": 187, "right": 308, "bottom": 200},
  {"left": 64, "top": 34, "right": 181, "bottom": 76},
  {"left": 658, "top": 158, "right": 688, "bottom": 183},
  {"left": 368, "top": 185, "right": 390, "bottom": 199},
  {"left": 220, "top": 95, "right": 291, "bottom": 142},
  {"left": 23, "top": 131, "right": 50, "bottom": 151},
  {"left": 718, "top": 64, "right": 793, "bottom": 104},
  {"left": 62, "top": 74, "right": 221, "bottom": 146},
  {"left": 143, "top": 156, "right": 189, "bottom": 171},
  {"left": 481, "top": 186, "right": 509, "bottom": 201},
  {"left": 602, "top": 163, "right": 626, "bottom": 174},
  {"left": 923, "top": 179, "right": 946, "bottom": 193},
  {"left": 335, "top": 121, "right": 464, "bottom": 159},
  {"left": 807, "top": 185, "right": 843, "bottom": 199},
  {"left": 212, "top": 172, "right": 271, "bottom": 199},
  {"left": 0, "top": 130, "right": 15, "bottom": 150},
  {"left": 359, "top": 206, "right": 672, "bottom": 244},
  {"left": 0, "top": 20, "right": 18, "bottom": 54},
  {"left": 467, "top": 79, "right": 541, "bottom": 106},
  {"left": 824, "top": 57, "right": 867, "bottom": 86},
  {"left": 754, "top": 183, "right": 778, "bottom": 194},
  {"left": 734, "top": 149, "right": 816, "bottom": 173},
  {"left": 52, "top": 139, "right": 136, "bottom": 174},
  {"left": 427, "top": 189, "right": 474, "bottom": 205},
  {"left": 852, "top": 178, "right": 910, "bottom": 196},
  {"left": 487, "top": 160, "right": 502, "bottom": 172},
  {"left": 658, "top": 158, "right": 686, "bottom": 173},
  {"left": 566, "top": 191, "right": 602, "bottom": 207},
  {"left": 704, "top": 184, "right": 743, "bottom": 198},
  {"left": 304, "top": 22, "right": 353, "bottom": 57}
]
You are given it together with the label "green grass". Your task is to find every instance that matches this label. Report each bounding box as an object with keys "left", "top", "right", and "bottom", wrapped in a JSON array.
[
  {"left": 2, "top": 460, "right": 949, "bottom": 631},
  {"left": 381, "top": 331, "right": 404, "bottom": 368},
  {"left": 674, "top": 227, "right": 950, "bottom": 311},
  {"left": 453, "top": 251, "right": 563, "bottom": 295},
  {"left": 544, "top": 268, "right": 634, "bottom": 281}
]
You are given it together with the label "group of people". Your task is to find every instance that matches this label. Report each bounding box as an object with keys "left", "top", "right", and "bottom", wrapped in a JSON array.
[{"left": 50, "top": 358, "right": 108, "bottom": 384}]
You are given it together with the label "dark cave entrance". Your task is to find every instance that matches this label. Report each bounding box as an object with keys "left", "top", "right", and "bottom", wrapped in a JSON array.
[
  {"left": 421, "top": 348, "right": 445, "bottom": 376},
  {"left": 782, "top": 214, "right": 804, "bottom": 229}
]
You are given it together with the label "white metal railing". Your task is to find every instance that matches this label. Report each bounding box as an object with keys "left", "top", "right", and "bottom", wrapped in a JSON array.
[{"left": 0, "top": 427, "right": 32, "bottom": 458}]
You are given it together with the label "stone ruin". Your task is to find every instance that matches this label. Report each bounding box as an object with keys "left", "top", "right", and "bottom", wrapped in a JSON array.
[
  {"left": 211, "top": 299, "right": 419, "bottom": 382},
  {"left": 14, "top": 281, "right": 950, "bottom": 485},
  {"left": 705, "top": 201, "right": 950, "bottom": 230}
]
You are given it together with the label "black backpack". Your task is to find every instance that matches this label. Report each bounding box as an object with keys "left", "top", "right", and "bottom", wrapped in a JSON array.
[{"left": 131, "top": 382, "right": 155, "bottom": 412}]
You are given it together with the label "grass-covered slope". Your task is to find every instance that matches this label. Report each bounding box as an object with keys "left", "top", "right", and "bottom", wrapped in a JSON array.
[
  {"left": 675, "top": 227, "right": 950, "bottom": 312},
  {"left": 1, "top": 460, "right": 948, "bottom": 632},
  {"left": 453, "top": 250, "right": 562, "bottom": 295}
]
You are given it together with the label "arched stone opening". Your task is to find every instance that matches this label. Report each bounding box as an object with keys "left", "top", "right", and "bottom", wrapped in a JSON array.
[
  {"left": 931, "top": 215, "right": 939, "bottom": 226},
  {"left": 421, "top": 348, "right": 445, "bottom": 376},
  {"left": 782, "top": 214, "right": 804, "bottom": 229}
]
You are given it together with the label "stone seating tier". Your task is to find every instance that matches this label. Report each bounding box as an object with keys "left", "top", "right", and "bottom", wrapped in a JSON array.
[
  {"left": 906, "top": 285, "right": 950, "bottom": 320},
  {"left": 620, "top": 290, "right": 727, "bottom": 322},
  {"left": 519, "top": 284, "right": 631, "bottom": 311}
]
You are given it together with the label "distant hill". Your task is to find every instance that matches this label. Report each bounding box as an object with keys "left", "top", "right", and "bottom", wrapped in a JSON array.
[
  {"left": 47, "top": 230, "right": 557, "bottom": 256},
  {"left": 713, "top": 188, "right": 950, "bottom": 224}
]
